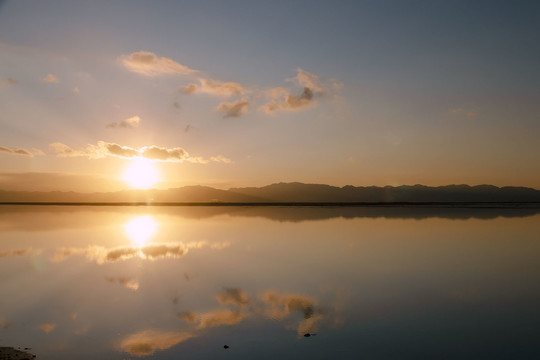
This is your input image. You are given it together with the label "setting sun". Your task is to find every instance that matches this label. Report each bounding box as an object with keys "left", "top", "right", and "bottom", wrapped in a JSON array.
[{"left": 123, "top": 158, "right": 159, "bottom": 189}]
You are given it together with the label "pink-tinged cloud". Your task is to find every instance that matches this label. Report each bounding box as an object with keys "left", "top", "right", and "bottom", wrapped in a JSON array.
[
  {"left": 216, "top": 288, "right": 250, "bottom": 306},
  {"left": 181, "top": 78, "right": 246, "bottom": 97},
  {"left": 261, "top": 69, "right": 325, "bottom": 114},
  {"left": 289, "top": 68, "right": 323, "bottom": 93},
  {"left": 39, "top": 323, "right": 57, "bottom": 334},
  {"left": 177, "top": 312, "right": 197, "bottom": 323},
  {"left": 42, "top": 74, "right": 60, "bottom": 83},
  {"left": 118, "top": 330, "right": 195, "bottom": 357},
  {"left": 198, "top": 309, "right": 245, "bottom": 329},
  {"left": 260, "top": 291, "right": 322, "bottom": 335},
  {"left": 217, "top": 99, "right": 250, "bottom": 117},
  {"left": 260, "top": 291, "right": 318, "bottom": 320},
  {"left": 120, "top": 51, "right": 197, "bottom": 76},
  {"left": 4, "top": 77, "right": 17, "bottom": 86}
]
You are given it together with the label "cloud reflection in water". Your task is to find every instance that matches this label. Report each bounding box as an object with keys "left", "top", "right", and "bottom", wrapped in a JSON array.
[{"left": 118, "top": 330, "right": 196, "bottom": 357}]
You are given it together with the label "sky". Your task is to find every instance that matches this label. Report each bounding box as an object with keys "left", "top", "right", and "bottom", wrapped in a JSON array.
[{"left": 1, "top": 0, "right": 539, "bottom": 192}]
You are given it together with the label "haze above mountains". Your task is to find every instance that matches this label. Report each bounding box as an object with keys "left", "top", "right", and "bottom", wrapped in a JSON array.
[{"left": 1, "top": 182, "right": 540, "bottom": 203}]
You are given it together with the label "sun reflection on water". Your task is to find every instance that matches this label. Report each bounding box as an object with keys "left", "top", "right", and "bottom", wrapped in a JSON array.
[{"left": 125, "top": 215, "right": 157, "bottom": 247}]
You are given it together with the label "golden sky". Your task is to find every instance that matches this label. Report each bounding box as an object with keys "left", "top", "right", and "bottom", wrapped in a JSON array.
[{"left": 1, "top": 1, "right": 539, "bottom": 191}]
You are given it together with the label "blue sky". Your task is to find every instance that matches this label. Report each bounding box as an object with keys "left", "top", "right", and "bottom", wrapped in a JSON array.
[{"left": 1, "top": 0, "right": 539, "bottom": 191}]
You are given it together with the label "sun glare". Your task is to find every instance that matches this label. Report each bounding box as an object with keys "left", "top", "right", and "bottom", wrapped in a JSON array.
[
  {"left": 125, "top": 215, "right": 157, "bottom": 247},
  {"left": 124, "top": 158, "right": 159, "bottom": 189}
]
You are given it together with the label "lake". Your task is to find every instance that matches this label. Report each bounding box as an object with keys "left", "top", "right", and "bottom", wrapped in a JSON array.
[{"left": 1, "top": 205, "right": 539, "bottom": 359}]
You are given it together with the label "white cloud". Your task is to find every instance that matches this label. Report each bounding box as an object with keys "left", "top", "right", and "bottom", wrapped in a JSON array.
[{"left": 120, "top": 51, "right": 197, "bottom": 77}]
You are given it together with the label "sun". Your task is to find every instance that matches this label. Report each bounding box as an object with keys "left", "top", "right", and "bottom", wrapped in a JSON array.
[{"left": 124, "top": 158, "right": 159, "bottom": 189}]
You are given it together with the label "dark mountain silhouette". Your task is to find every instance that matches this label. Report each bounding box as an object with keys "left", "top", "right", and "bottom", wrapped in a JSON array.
[
  {"left": 229, "top": 182, "right": 540, "bottom": 203},
  {"left": 1, "top": 182, "right": 540, "bottom": 203}
]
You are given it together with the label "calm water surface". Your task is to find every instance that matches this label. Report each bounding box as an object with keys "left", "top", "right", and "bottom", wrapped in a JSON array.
[{"left": 1, "top": 206, "right": 539, "bottom": 359}]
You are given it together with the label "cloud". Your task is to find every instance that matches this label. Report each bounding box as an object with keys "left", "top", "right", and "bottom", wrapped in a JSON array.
[
  {"left": 180, "top": 83, "right": 198, "bottom": 94},
  {"left": 260, "top": 291, "right": 322, "bottom": 335},
  {"left": 4, "top": 77, "right": 17, "bottom": 86},
  {"left": 49, "top": 142, "right": 88, "bottom": 158},
  {"left": 261, "top": 87, "right": 315, "bottom": 113},
  {"left": 209, "top": 241, "right": 231, "bottom": 249},
  {"left": 0, "top": 146, "right": 36, "bottom": 157},
  {"left": 140, "top": 244, "right": 186, "bottom": 259},
  {"left": 120, "top": 51, "right": 197, "bottom": 77},
  {"left": 39, "top": 323, "right": 57, "bottom": 334},
  {"left": 181, "top": 78, "right": 246, "bottom": 97},
  {"left": 216, "top": 288, "right": 250, "bottom": 306},
  {"left": 42, "top": 74, "right": 60, "bottom": 83},
  {"left": 217, "top": 99, "right": 249, "bottom": 118},
  {"left": 118, "top": 330, "right": 195, "bottom": 357},
  {"left": 107, "top": 115, "right": 141, "bottom": 129},
  {"left": 103, "top": 247, "right": 146, "bottom": 262},
  {"left": 198, "top": 309, "right": 245, "bottom": 329},
  {"left": 0, "top": 248, "right": 32, "bottom": 258},
  {"left": 261, "top": 69, "right": 324, "bottom": 114},
  {"left": 451, "top": 108, "right": 477, "bottom": 118},
  {"left": 105, "top": 276, "right": 139, "bottom": 291},
  {"left": 2, "top": 320, "right": 14, "bottom": 329},
  {"left": 50, "top": 242, "right": 197, "bottom": 264},
  {"left": 50, "top": 141, "right": 231, "bottom": 164},
  {"left": 261, "top": 291, "right": 317, "bottom": 320},
  {"left": 289, "top": 68, "right": 323, "bottom": 93},
  {"left": 49, "top": 247, "right": 87, "bottom": 262},
  {"left": 177, "top": 312, "right": 197, "bottom": 323}
]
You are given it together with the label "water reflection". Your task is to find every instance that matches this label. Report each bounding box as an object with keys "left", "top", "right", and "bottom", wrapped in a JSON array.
[
  {"left": 0, "top": 207, "right": 539, "bottom": 359},
  {"left": 125, "top": 215, "right": 157, "bottom": 247},
  {"left": 118, "top": 287, "right": 336, "bottom": 357},
  {"left": 2, "top": 205, "right": 540, "bottom": 234}
]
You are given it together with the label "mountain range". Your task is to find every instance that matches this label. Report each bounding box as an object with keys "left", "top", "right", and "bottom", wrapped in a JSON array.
[{"left": 1, "top": 182, "right": 540, "bottom": 203}]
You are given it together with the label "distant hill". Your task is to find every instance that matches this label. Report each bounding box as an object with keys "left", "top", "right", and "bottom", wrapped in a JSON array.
[
  {"left": 1, "top": 182, "right": 540, "bottom": 203},
  {"left": 229, "top": 183, "right": 540, "bottom": 203}
]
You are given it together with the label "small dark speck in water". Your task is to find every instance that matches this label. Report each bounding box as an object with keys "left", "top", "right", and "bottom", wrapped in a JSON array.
[{"left": 224, "top": 345, "right": 230, "bottom": 349}]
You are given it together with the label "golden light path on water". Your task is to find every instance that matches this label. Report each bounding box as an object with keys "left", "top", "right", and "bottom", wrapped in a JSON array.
[{"left": 124, "top": 215, "right": 158, "bottom": 247}]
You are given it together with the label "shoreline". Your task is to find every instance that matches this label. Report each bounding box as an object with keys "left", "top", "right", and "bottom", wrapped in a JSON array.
[{"left": 1, "top": 201, "right": 540, "bottom": 208}]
